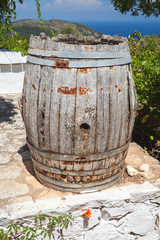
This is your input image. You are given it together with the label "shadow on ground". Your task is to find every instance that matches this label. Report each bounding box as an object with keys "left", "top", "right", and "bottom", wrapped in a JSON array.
[
  {"left": 0, "top": 96, "right": 17, "bottom": 123},
  {"left": 18, "top": 144, "right": 36, "bottom": 178}
]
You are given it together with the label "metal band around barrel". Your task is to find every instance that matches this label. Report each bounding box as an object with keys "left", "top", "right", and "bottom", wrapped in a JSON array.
[
  {"left": 35, "top": 171, "right": 123, "bottom": 193},
  {"left": 27, "top": 55, "right": 131, "bottom": 68},
  {"left": 32, "top": 155, "right": 125, "bottom": 177},
  {"left": 34, "top": 168, "right": 122, "bottom": 189},
  {"left": 27, "top": 139, "right": 130, "bottom": 162},
  {"left": 28, "top": 48, "right": 131, "bottom": 59}
]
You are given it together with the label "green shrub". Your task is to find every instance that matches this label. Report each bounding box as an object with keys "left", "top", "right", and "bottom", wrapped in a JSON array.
[
  {"left": 60, "top": 25, "right": 78, "bottom": 35},
  {"left": 129, "top": 32, "right": 160, "bottom": 113},
  {"left": 0, "top": 24, "right": 29, "bottom": 55},
  {"left": 129, "top": 32, "right": 160, "bottom": 156}
]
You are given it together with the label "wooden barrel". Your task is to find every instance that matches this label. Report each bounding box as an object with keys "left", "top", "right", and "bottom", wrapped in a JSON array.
[{"left": 22, "top": 33, "right": 137, "bottom": 193}]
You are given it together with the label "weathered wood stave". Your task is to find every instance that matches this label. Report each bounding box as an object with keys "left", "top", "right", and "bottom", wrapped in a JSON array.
[{"left": 22, "top": 34, "right": 137, "bottom": 192}]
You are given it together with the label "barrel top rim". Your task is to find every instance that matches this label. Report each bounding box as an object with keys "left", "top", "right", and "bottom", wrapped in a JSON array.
[{"left": 30, "top": 33, "right": 128, "bottom": 45}]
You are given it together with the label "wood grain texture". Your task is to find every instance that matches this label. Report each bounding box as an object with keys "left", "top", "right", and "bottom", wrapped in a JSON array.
[
  {"left": 22, "top": 34, "right": 137, "bottom": 191},
  {"left": 23, "top": 35, "right": 137, "bottom": 154}
]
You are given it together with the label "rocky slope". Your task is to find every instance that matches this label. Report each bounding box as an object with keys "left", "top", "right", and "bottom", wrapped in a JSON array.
[{"left": 12, "top": 19, "right": 102, "bottom": 39}]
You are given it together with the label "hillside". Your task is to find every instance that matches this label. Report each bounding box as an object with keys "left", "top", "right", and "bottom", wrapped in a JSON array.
[{"left": 12, "top": 19, "right": 102, "bottom": 39}]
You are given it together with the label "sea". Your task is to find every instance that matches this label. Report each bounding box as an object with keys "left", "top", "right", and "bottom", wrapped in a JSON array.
[{"left": 77, "top": 20, "right": 160, "bottom": 37}]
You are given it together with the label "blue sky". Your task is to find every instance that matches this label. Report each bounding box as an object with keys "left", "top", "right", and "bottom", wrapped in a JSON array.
[{"left": 15, "top": 0, "right": 160, "bottom": 22}]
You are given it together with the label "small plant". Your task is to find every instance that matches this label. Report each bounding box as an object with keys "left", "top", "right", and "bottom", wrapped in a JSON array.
[
  {"left": 0, "top": 210, "right": 91, "bottom": 240},
  {"left": 60, "top": 25, "right": 78, "bottom": 35}
]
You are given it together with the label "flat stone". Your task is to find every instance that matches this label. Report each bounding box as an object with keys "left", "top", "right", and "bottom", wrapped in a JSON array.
[
  {"left": 126, "top": 155, "right": 142, "bottom": 167},
  {"left": 85, "top": 219, "right": 126, "bottom": 240},
  {"left": 126, "top": 165, "right": 138, "bottom": 176},
  {"left": 104, "top": 205, "right": 134, "bottom": 220},
  {"left": 140, "top": 164, "right": 149, "bottom": 172},
  {"left": 138, "top": 232, "right": 160, "bottom": 240},
  {"left": 139, "top": 171, "right": 155, "bottom": 179},
  {"left": 5, "top": 129, "right": 25, "bottom": 135},
  {"left": 121, "top": 182, "right": 158, "bottom": 196},
  {"left": 25, "top": 175, "right": 44, "bottom": 189},
  {"left": 0, "top": 152, "right": 11, "bottom": 164},
  {"left": 13, "top": 152, "right": 23, "bottom": 162},
  {"left": 11, "top": 122, "right": 24, "bottom": 130},
  {"left": 143, "top": 155, "right": 159, "bottom": 164},
  {"left": 0, "top": 135, "right": 9, "bottom": 147},
  {"left": 0, "top": 180, "right": 29, "bottom": 200},
  {"left": 3, "top": 143, "right": 21, "bottom": 153},
  {"left": 0, "top": 165, "right": 22, "bottom": 180},
  {"left": 3, "top": 124, "right": 13, "bottom": 130},
  {"left": 0, "top": 208, "right": 10, "bottom": 225},
  {"left": 7, "top": 200, "right": 39, "bottom": 220},
  {"left": 7, "top": 196, "right": 33, "bottom": 205},
  {"left": 125, "top": 204, "right": 156, "bottom": 236}
]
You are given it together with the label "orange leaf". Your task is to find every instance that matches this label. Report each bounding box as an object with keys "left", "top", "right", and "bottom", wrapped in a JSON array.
[{"left": 82, "top": 209, "right": 91, "bottom": 218}]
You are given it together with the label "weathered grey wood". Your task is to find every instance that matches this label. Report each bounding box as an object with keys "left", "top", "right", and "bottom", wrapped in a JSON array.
[
  {"left": 127, "top": 64, "right": 137, "bottom": 141},
  {"left": 49, "top": 68, "right": 61, "bottom": 152},
  {"left": 117, "top": 41, "right": 130, "bottom": 146},
  {"left": 23, "top": 64, "right": 30, "bottom": 142},
  {"left": 24, "top": 64, "right": 35, "bottom": 145},
  {"left": 53, "top": 42, "right": 76, "bottom": 154},
  {"left": 29, "top": 65, "right": 40, "bottom": 148},
  {"left": 40, "top": 67, "right": 52, "bottom": 150},
  {"left": 95, "top": 67, "right": 108, "bottom": 152},
  {"left": 118, "top": 65, "right": 129, "bottom": 146},
  {"left": 27, "top": 139, "right": 130, "bottom": 161},
  {"left": 74, "top": 67, "right": 97, "bottom": 155},
  {"left": 58, "top": 68, "right": 77, "bottom": 154},
  {"left": 23, "top": 34, "right": 137, "bottom": 193}
]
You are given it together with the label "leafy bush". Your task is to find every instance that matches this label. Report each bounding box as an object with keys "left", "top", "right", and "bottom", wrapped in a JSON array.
[
  {"left": 129, "top": 32, "right": 160, "bottom": 158},
  {"left": 129, "top": 32, "right": 160, "bottom": 113},
  {"left": 0, "top": 214, "right": 75, "bottom": 240},
  {"left": 0, "top": 210, "right": 91, "bottom": 239},
  {"left": 60, "top": 25, "right": 78, "bottom": 35},
  {"left": 0, "top": 24, "right": 29, "bottom": 55}
]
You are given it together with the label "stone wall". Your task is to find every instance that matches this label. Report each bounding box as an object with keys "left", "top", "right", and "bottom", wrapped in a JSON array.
[{"left": 1, "top": 181, "right": 160, "bottom": 240}]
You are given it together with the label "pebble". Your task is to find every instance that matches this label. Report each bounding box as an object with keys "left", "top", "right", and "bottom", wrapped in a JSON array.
[
  {"left": 126, "top": 165, "right": 138, "bottom": 176},
  {"left": 139, "top": 164, "right": 149, "bottom": 173}
]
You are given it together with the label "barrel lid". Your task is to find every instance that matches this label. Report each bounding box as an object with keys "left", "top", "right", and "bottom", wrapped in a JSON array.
[{"left": 31, "top": 33, "right": 127, "bottom": 45}]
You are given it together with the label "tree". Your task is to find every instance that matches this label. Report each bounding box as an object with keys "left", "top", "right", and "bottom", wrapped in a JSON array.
[
  {"left": 0, "top": 0, "right": 23, "bottom": 29},
  {"left": 111, "top": 0, "right": 160, "bottom": 17},
  {"left": 0, "top": 0, "right": 41, "bottom": 30}
]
